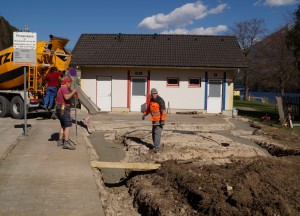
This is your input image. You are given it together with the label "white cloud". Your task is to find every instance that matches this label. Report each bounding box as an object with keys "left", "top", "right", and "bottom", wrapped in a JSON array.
[
  {"left": 208, "top": 3, "right": 228, "bottom": 14},
  {"left": 138, "top": 1, "right": 228, "bottom": 30},
  {"left": 255, "top": 0, "right": 299, "bottom": 7},
  {"left": 161, "top": 25, "right": 228, "bottom": 35}
]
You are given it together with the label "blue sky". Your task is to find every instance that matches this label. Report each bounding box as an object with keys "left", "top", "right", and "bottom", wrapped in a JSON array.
[{"left": 1, "top": 0, "right": 299, "bottom": 50}]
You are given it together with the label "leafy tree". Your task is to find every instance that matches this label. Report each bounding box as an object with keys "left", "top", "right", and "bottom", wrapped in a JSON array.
[{"left": 230, "top": 18, "right": 267, "bottom": 100}]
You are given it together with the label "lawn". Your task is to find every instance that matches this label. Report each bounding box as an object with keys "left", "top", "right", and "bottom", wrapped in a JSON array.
[
  {"left": 233, "top": 99, "right": 278, "bottom": 120},
  {"left": 234, "top": 99, "right": 300, "bottom": 136}
]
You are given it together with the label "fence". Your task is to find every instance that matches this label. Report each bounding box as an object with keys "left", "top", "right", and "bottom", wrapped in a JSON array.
[
  {"left": 248, "top": 96, "right": 269, "bottom": 104},
  {"left": 282, "top": 96, "right": 300, "bottom": 120}
]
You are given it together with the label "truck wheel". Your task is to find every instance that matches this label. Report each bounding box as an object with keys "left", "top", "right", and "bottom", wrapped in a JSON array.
[
  {"left": 10, "top": 96, "right": 24, "bottom": 119},
  {"left": 0, "top": 96, "right": 10, "bottom": 118}
]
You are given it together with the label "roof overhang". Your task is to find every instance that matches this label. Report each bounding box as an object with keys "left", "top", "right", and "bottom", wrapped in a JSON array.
[{"left": 73, "top": 64, "right": 246, "bottom": 71}]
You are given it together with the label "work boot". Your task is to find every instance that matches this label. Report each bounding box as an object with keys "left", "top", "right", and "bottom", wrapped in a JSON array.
[
  {"left": 57, "top": 139, "right": 64, "bottom": 147},
  {"left": 63, "top": 140, "right": 76, "bottom": 150},
  {"left": 51, "top": 112, "right": 57, "bottom": 120},
  {"left": 41, "top": 105, "right": 48, "bottom": 111},
  {"left": 150, "top": 147, "right": 159, "bottom": 153}
]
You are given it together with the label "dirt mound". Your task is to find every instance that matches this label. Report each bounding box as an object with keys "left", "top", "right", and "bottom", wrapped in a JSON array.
[
  {"left": 128, "top": 157, "right": 300, "bottom": 216},
  {"left": 86, "top": 113, "right": 300, "bottom": 215}
]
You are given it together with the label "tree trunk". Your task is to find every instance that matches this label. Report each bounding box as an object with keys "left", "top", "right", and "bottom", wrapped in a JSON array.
[{"left": 243, "top": 73, "right": 249, "bottom": 100}]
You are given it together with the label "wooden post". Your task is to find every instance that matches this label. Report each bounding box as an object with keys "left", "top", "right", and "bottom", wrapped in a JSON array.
[{"left": 167, "top": 101, "right": 171, "bottom": 114}]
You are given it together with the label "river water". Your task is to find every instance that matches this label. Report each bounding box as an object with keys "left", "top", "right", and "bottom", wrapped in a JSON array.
[{"left": 240, "top": 91, "right": 300, "bottom": 104}]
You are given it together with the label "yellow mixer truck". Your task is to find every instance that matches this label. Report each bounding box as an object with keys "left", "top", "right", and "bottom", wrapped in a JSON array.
[{"left": 0, "top": 35, "right": 71, "bottom": 118}]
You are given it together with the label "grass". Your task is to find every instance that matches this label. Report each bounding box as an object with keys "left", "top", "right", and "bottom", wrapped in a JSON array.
[
  {"left": 233, "top": 99, "right": 278, "bottom": 121},
  {"left": 233, "top": 99, "right": 300, "bottom": 136}
]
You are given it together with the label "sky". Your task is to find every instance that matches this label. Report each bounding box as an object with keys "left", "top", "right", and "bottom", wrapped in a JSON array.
[{"left": 1, "top": 0, "right": 299, "bottom": 50}]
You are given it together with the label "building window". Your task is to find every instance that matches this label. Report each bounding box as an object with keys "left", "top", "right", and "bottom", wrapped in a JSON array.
[
  {"left": 167, "top": 77, "right": 179, "bottom": 86},
  {"left": 189, "top": 78, "right": 201, "bottom": 87}
]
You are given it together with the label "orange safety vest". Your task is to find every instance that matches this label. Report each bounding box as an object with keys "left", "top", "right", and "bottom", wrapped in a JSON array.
[{"left": 144, "top": 95, "right": 166, "bottom": 122}]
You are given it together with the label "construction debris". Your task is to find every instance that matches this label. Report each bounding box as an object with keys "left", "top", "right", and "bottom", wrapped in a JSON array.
[{"left": 176, "top": 111, "right": 199, "bottom": 115}]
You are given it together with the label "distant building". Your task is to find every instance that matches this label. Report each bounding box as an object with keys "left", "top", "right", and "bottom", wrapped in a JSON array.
[
  {"left": 234, "top": 84, "right": 246, "bottom": 98},
  {"left": 71, "top": 34, "right": 246, "bottom": 115}
]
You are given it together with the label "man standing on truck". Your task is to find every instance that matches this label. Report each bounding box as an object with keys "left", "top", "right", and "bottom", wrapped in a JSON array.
[
  {"left": 55, "top": 77, "right": 77, "bottom": 150},
  {"left": 42, "top": 67, "right": 64, "bottom": 111},
  {"left": 142, "top": 88, "right": 167, "bottom": 152}
]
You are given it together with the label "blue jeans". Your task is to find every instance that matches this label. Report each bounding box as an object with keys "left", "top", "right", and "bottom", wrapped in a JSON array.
[{"left": 44, "top": 87, "right": 57, "bottom": 109}]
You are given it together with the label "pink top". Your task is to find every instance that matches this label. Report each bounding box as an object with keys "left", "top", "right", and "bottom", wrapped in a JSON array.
[
  {"left": 44, "top": 71, "right": 63, "bottom": 87},
  {"left": 56, "top": 86, "right": 71, "bottom": 106}
]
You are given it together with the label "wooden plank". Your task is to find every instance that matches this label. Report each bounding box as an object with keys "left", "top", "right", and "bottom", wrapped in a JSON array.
[
  {"left": 176, "top": 159, "right": 194, "bottom": 164},
  {"left": 90, "top": 161, "right": 161, "bottom": 170}
]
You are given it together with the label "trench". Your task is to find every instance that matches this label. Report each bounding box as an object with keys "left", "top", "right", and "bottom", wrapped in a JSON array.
[
  {"left": 254, "top": 140, "right": 300, "bottom": 157},
  {"left": 88, "top": 131, "right": 126, "bottom": 184}
]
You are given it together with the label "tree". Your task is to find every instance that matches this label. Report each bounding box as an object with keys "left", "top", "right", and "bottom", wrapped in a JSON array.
[
  {"left": 230, "top": 18, "right": 267, "bottom": 100},
  {"left": 286, "top": 5, "right": 300, "bottom": 70},
  {"left": 249, "top": 27, "right": 298, "bottom": 96}
]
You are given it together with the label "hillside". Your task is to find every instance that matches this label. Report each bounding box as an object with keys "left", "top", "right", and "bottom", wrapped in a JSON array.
[{"left": 0, "top": 16, "right": 18, "bottom": 51}]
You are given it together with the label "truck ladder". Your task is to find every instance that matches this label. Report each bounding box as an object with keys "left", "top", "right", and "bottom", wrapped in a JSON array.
[{"left": 28, "top": 66, "right": 39, "bottom": 92}]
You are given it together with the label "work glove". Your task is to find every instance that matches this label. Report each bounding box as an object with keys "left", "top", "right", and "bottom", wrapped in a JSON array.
[
  {"left": 142, "top": 114, "right": 146, "bottom": 120},
  {"left": 160, "top": 120, "right": 165, "bottom": 125}
]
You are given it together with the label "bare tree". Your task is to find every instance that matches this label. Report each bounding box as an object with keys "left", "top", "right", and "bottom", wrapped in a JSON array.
[
  {"left": 230, "top": 18, "right": 267, "bottom": 100},
  {"left": 251, "top": 27, "right": 298, "bottom": 96},
  {"left": 287, "top": 5, "right": 300, "bottom": 71}
]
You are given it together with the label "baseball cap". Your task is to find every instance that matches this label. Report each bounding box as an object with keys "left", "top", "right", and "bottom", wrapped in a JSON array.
[
  {"left": 61, "top": 77, "right": 72, "bottom": 84},
  {"left": 150, "top": 88, "right": 158, "bottom": 94}
]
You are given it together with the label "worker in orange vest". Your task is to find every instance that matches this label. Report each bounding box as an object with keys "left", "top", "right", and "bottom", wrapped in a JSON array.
[{"left": 142, "top": 88, "right": 166, "bottom": 152}]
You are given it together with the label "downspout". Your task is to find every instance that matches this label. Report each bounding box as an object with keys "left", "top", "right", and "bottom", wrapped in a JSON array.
[
  {"left": 127, "top": 70, "right": 131, "bottom": 110},
  {"left": 222, "top": 72, "right": 226, "bottom": 111},
  {"left": 204, "top": 72, "right": 208, "bottom": 110}
]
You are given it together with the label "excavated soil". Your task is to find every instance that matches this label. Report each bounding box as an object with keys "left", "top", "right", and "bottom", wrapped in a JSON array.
[{"left": 82, "top": 111, "right": 300, "bottom": 216}]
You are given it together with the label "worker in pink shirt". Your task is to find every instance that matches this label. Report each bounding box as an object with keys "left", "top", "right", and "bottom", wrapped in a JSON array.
[
  {"left": 55, "top": 77, "right": 77, "bottom": 150},
  {"left": 42, "top": 67, "right": 64, "bottom": 111}
]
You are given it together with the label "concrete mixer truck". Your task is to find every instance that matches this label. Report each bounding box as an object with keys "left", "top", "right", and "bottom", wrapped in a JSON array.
[{"left": 0, "top": 35, "right": 71, "bottom": 118}]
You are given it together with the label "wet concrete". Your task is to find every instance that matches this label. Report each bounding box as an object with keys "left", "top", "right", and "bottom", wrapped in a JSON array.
[
  {"left": 214, "top": 118, "right": 271, "bottom": 156},
  {"left": 88, "top": 131, "right": 127, "bottom": 184},
  {"left": 228, "top": 118, "right": 254, "bottom": 132}
]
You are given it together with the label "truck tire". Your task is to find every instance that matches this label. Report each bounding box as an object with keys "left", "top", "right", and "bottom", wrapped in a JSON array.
[
  {"left": 10, "top": 96, "right": 24, "bottom": 119},
  {"left": 0, "top": 96, "right": 10, "bottom": 118}
]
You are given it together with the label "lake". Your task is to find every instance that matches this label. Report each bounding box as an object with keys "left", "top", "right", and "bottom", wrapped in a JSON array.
[{"left": 240, "top": 91, "right": 300, "bottom": 104}]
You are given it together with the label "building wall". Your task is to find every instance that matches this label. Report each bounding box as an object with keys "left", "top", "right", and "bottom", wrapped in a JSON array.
[
  {"left": 80, "top": 66, "right": 234, "bottom": 114},
  {"left": 225, "top": 72, "right": 234, "bottom": 112},
  {"left": 148, "top": 69, "right": 205, "bottom": 110},
  {"left": 81, "top": 67, "right": 128, "bottom": 109}
]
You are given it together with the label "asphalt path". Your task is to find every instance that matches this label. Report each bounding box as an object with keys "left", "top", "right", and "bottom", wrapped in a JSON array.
[{"left": 0, "top": 117, "right": 27, "bottom": 160}]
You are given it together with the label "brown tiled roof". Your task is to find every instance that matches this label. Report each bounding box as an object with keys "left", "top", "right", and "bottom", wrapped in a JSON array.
[{"left": 71, "top": 34, "right": 246, "bottom": 68}]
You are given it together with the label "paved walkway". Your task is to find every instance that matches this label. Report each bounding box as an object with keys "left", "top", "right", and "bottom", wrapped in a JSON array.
[{"left": 0, "top": 114, "right": 104, "bottom": 215}]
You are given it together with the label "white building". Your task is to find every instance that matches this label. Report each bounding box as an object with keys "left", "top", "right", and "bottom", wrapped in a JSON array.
[{"left": 71, "top": 34, "right": 246, "bottom": 115}]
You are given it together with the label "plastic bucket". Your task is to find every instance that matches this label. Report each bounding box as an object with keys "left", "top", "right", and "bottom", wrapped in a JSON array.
[{"left": 232, "top": 107, "right": 238, "bottom": 118}]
